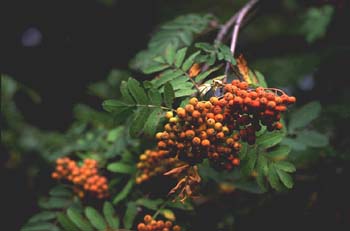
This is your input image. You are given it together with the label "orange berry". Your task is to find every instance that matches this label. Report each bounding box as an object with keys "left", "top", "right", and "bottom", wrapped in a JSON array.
[
  {"left": 192, "top": 110, "right": 201, "bottom": 118},
  {"left": 144, "top": 215, "right": 152, "bottom": 223},
  {"left": 185, "top": 104, "right": 194, "bottom": 113},
  {"left": 176, "top": 107, "right": 186, "bottom": 117},
  {"left": 210, "top": 97, "right": 219, "bottom": 105},
  {"left": 189, "top": 97, "right": 198, "bottom": 105},
  {"left": 165, "top": 221, "right": 173, "bottom": 228},
  {"left": 165, "top": 111, "right": 173, "bottom": 119},
  {"left": 201, "top": 139, "right": 210, "bottom": 147},
  {"left": 173, "top": 225, "right": 181, "bottom": 231},
  {"left": 192, "top": 137, "right": 201, "bottom": 145},
  {"left": 232, "top": 158, "right": 240, "bottom": 166},
  {"left": 185, "top": 130, "right": 195, "bottom": 139},
  {"left": 214, "top": 122, "right": 223, "bottom": 131}
]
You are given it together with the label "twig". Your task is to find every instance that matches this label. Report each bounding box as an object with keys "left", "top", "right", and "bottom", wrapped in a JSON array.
[
  {"left": 223, "top": 0, "right": 259, "bottom": 82},
  {"left": 229, "top": 0, "right": 259, "bottom": 57},
  {"left": 215, "top": 13, "right": 239, "bottom": 43}
]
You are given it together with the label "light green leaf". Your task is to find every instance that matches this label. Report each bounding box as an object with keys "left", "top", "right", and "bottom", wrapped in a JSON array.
[
  {"left": 136, "top": 198, "right": 164, "bottom": 210},
  {"left": 67, "top": 208, "right": 94, "bottom": 231},
  {"left": 107, "top": 162, "right": 135, "bottom": 174},
  {"left": 256, "top": 154, "right": 268, "bottom": 192},
  {"left": 174, "top": 47, "right": 188, "bottom": 67},
  {"left": 107, "top": 127, "right": 124, "bottom": 142},
  {"left": 143, "top": 64, "right": 170, "bottom": 74},
  {"left": 289, "top": 101, "right": 321, "bottom": 132},
  {"left": 265, "top": 145, "right": 291, "bottom": 161},
  {"left": 57, "top": 213, "right": 80, "bottom": 231},
  {"left": 103, "top": 202, "right": 120, "bottom": 229},
  {"left": 182, "top": 51, "right": 201, "bottom": 71},
  {"left": 275, "top": 161, "right": 296, "bottom": 173},
  {"left": 49, "top": 185, "right": 72, "bottom": 198},
  {"left": 297, "top": 130, "right": 329, "bottom": 147},
  {"left": 144, "top": 108, "right": 164, "bottom": 137},
  {"left": 276, "top": 168, "right": 294, "bottom": 189},
  {"left": 195, "top": 65, "right": 222, "bottom": 82},
  {"left": 253, "top": 70, "right": 268, "bottom": 88},
  {"left": 123, "top": 202, "right": 138, "bottom": 229},
  {"left": 267, "top": 164, "right": 284, "bottom": 191},
  {"left": 148, "top": 88, "right": 162, "bottom": 105},
  {"left": 102, "top": 100, "right": 130, "bottom": 113},
  {"left": 21, "top": 222, "right": 60, "bottom": 231},
  {"left": 28, "top": 212, "right": 57, "bottom": 223},
  {"left": 165, "top": 44, "right": 176, "bottom": 64},
  {"left": 281, "top": 137, "right": 307, "bottom": 151},
  {"left": 120, "top": 81, "right": 134, "bottom": 103},
  {"left": 113, "top": 180, "right": 134, "bottom": 205},
  {"left": 174, "top": 88, "right": 197, "bottom": 98},
  {"left": 151, "top": 70, "right": 184, "bottom": 89},
  {"left": 130, "top": 107, "right": 150, "bottom": 137},
  {"left": 85, "top": 207, "right": 107, "bottom": 230},
  {"left": 163, "top": 83, "right": 175, "bottom": 107},
  {"left": 241, "top": 149, "right": 257, "bottom": 176},
  {"left": 127, "top": 78, "right": 149, "bottom": 104},
  {"left": 257, "top": 131, "right": 284, "bottom": 149}
]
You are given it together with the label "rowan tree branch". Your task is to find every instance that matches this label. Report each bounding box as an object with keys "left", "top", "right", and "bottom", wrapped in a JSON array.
[{"left": 223, "top": 0, "right": 259, "bottom": 82}]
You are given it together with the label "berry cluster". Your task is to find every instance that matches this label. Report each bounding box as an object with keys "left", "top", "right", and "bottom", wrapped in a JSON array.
[
  {"left": 155, "top": 79, "right": 295, "bottom": 170},
  {"left": 137, "top": 215, "right": 181, "bottom": 231},
  {"left": 52, "top": 157, "right": 109, "bottom": 199},
  {"left": 136, "top": 150, "right": 182, "bottom": 184}
]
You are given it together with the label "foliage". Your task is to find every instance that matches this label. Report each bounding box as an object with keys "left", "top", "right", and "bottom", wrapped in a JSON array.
[{"left": 1, "top": 1, "right": 342, "bottom": 230}]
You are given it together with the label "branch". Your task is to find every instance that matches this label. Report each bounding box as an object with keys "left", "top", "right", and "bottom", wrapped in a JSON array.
[
  {"left": 223, "top": 0, "right": 259, "bottom": 81},
  {"left": 229, "top": 0, "right": 259, "bottom": 57}
]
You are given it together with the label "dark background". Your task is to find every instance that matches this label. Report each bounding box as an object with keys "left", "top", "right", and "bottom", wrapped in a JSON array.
[{"left": 1, "top": 0, "right": 350, "bottom": 230}]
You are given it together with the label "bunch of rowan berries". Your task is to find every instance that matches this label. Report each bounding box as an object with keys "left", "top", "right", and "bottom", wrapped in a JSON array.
[
  {"left": 154, "top": 79, "right": 295, "bottom": 170},
  {"left": 137, "top": 215, "right": 181, "bottom": 231},
  {"left": 52, "top": 157, "right": 109, "bottom": 199},
  {"left": 136, "top": 149, "right": 183, "bottom": 184}
]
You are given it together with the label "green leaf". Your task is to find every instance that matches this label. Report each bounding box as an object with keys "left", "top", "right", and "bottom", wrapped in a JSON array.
[
  {"left": 256, "top": 155, "right": 268, "bottom": 191},
  {"left": 232, "top": 180, "right": 264, "bottom": 194},
  {"left": 84, "top": 207, "right": 107, "bottom": 230},
  {"left": 276, "top": 168, "right": 294, "bottom": 189},
  {"left": 130, "top": 107, "right": 150, "bottom": 137},
  {"left": 182, "top": 51, "right": 201, "bottom": 71},
  {"left": 107, "top": 162, "right": 135, "bottom": 174},
  {"left": 67, "top": 208, "right": 94, "bottom": 231},
  {"left": 57, "top": 213, "right": 81, "bottom": 231},
  {"left": 300, "top": 5, "right": 334, "bottom": 43},
  {"left": 49, "top": 185, "right": 72, "bottom": 198},
  {"left": 265, "top": 145, "right": 291, "bottom": 161},
  {"left": 165, "top": 44, "right": 176, "bottom": 64},
  {"left": 217, "top": 43, "right": 236, "bottom": 64},
  {"left": 174, "top": 88, "right": 196, "bottom": 98},
  {"left": 151, "top": 70, "right": 184, "bottom": 89},
  {"left": 143, "top": 64, "right": 170, "bottom": 74},
  {"left": 267, "top": 164, "right": 284, "bottom": 191},
  {"left": 281, "top": 137, "right": 307, "bottom": 151},
  {"left": 253, "top": 70, "right": 268, "bottom": 88},
  {"left": 167, "top": 201, "right": 194, "bottom": 211},
  {"left": 195, "top": 42, "right": 215, "bottom": 52},
  {"left": 241, "top": 149, "right": 257, "bottom": 176},
  {"left": 38, "top": 197, "right": 72, "bottom": 209},
  {"left": 127, "top": 78, "right": 149, "bottom": 104},
  {"left": 257, "top": 131, "right": 284, "bottom": 149},
  {"left": 28, "top": 211, "right": 57, "bottom": 223},
  {"left": 297, "top": 130, "right": 329, "bottom": 147},
  {"left": 174, "top": 47, "right": 188, "bottom": 67},
  {"left": 289, "top": 101, "right": 321, "bottom": 132},
  {"left": 163, "top": 83, "right": 175, "bottom": 107},
  {"left": 113, "top": 180, "right": 134, "bottom": 205},
  {"left": 120, "top": 81, "right": 134, "bottom": 103},
  {"left": 21, "top": 222, "right": 60, "bottom": 231},
  {"left": 144, "top": 108, "right": 164, "bottom": 137},
  {"left": 148, "top": 88, "right": 162, "bottom": 105},
  {"left": 195, "top": 65, "right": 222, "bottom": 82},
  {"left": 103, "top": 202, "right": 120, "bottom": 229},
  {"left": 107, "top": 127, "right": 124, "bottom": 142},
  {"left": 136, "top": 198, "right": 164, "bottom": 210},
  {"left": 102, "top": 100, "right": 130, "bottom": 113},
  {"left": 123, "top": 202, "right": 138, "bottom": 229},
  {"left": 275, "top": 161, "right": 296, "bottom": 172}
]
